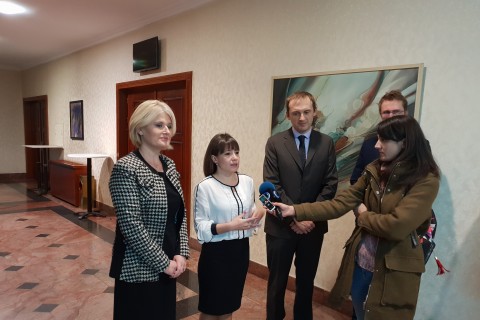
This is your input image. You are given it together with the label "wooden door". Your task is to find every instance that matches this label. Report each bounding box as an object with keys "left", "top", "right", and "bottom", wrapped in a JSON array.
[
  {"left": 117, "top": 72, "right": 192, "bottom": 234},
  {"left": 126, "top": 91, "right": 156, "bottom": 152},
  {"left": 23, "top": 96, "right": 48, "bottom": 180},
  {"left": 124, "top": 89, "right": 187, "bottom": 199},
  {"left": 158, "top": 88, "right": 187, "bottom": 181}
]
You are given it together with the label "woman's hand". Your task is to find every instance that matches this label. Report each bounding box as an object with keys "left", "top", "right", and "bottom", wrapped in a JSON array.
[
  {"left": 171, "top": 255, "right": 187, "bottom": 278},
  {"left": 214, "top": 213, "right": 260, "bottom": 234},
  {"left": 270, "top": 202, "right": 295, "bottom": 217},
  {"left": 164, "top": 260, "right": 178, "bottom": 277},
  {"left": 251, "top": 208, "right": 265, "bottom": 227},
  {"left": 231, "top": 213, "right": 261, "bottom": 231},
  {"left": 354, "top": 203, "right": 367, "bottom": 217},
  {"left": 165, "top": 256, "right": 187, "bottom": 278}
]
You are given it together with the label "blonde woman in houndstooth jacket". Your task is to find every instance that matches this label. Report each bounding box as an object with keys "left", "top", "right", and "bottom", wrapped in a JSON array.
[{"left": 109, "top": 100, "right": 189, "bottom": 320}]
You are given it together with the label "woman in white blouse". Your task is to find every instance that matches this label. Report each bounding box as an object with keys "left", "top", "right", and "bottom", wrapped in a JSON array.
[{"left": 194, "top": 133, "right": 264, "bottom": 320}]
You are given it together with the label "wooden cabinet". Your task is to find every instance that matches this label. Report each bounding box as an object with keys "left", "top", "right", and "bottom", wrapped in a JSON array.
[{"left": 49, "top": 160, "right": 87, "bottom": 206}]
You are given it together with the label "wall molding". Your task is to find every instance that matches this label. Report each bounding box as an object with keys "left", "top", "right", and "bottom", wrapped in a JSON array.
[{"left": 97, "top": 201, "right": 115, "bottom": 216}]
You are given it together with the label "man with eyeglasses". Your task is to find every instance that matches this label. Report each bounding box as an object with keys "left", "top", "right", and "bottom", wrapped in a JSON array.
[{"left": 350, "top": 90, "right": 408, "bottom": 185}]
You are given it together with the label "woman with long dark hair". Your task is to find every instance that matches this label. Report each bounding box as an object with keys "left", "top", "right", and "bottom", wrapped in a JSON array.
[{"left": 274, "top": 116, "right": 440, "bottom": 320}]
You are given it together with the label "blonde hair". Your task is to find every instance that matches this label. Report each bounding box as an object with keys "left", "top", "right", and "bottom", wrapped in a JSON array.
[{"left": 128, "top": 100, "right": 177, "bottom": 148}]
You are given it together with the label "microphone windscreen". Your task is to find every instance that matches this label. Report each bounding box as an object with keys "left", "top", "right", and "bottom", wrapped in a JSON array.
[{"left": 259, "top": 181, "right": 275, "bottom": 195}]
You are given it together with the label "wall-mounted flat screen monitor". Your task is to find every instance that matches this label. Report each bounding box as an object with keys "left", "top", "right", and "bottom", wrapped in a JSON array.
[{"left": 133, "top": 36, "right": 159, "bottom": 72}]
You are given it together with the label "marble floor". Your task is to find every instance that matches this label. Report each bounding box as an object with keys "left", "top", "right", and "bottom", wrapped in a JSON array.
[{"left": 0, "top": 182, "right": 349, "bottom": 320}]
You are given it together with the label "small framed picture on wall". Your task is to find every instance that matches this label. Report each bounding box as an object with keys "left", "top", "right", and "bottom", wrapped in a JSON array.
[{"left": 70, "top": 100, "right": 84, "bottom": 140}]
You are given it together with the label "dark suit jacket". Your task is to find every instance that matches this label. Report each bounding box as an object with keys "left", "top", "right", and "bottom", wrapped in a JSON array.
[
  {"left": 350, "top": 135, "right": 378, "bottom": 185},
  {"left": 263, "top": 128, "right": 338, "bottom": 239}
]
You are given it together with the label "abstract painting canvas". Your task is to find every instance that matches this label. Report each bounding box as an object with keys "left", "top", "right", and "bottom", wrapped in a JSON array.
[{"left": 270, "top": 64, "right": 424, "bottom": 187}]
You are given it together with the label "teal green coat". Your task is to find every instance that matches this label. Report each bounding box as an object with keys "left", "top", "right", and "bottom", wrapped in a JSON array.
[{"left": 294, "top": 161, "right": 440, "bottom": 320}]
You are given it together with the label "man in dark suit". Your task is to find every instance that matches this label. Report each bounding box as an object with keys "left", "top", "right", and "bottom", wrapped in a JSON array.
[
  {"left": 350, "top": 90, "right": 408, "bottom": 184},
  {"left": 263, "top": 91, "right": 338, "bottom": 320}
]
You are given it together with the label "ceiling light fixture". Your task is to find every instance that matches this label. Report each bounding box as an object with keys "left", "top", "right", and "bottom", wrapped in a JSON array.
[{"left": 0, "top": 1, "right": 27, "bottom": 15}]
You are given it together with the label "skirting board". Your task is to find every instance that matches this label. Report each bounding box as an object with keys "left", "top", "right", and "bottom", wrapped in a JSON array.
[{"left": 0, "top": 173, "right": 28, "bottom": 183}]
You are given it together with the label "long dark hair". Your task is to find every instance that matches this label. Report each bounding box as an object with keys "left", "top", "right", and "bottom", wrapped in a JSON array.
[
  {"left": 377, "top": 115, "right": 440, "bottom": 187},
  {"left": 203, "top": 133, "right": 240, "bottom": 177}
]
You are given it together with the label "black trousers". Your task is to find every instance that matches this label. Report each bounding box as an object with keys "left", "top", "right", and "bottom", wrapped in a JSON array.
[{"left": 266, "top": 232, "right": 324, "bottom": 320}]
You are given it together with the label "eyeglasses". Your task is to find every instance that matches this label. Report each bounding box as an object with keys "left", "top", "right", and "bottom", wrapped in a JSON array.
[{"left": 381, "top": 110, "right": 405, "bottom": 116}]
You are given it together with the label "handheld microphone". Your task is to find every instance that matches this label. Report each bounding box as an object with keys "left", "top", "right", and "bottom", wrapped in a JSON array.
[
  {"left": 259, "top": 181, "right": 281, "bottom": 201},
  {"left": 259, "top": 181, "right": 282, "bottom": 219}
]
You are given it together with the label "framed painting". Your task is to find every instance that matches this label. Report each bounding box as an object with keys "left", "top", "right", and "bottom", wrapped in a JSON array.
[
  {"left": 270, "top": 63, "right": 424, "bottom": 187},
  {"left": 69, "top": 100, "right": 84, "bottom": 140}
]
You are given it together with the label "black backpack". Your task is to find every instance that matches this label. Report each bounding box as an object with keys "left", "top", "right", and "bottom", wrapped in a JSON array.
[
  {"left": 420, "top": 210, "right": 437, "bottom": 263},
  {"left": 418, "top": 210, "right": 449, "bottom": 274}
]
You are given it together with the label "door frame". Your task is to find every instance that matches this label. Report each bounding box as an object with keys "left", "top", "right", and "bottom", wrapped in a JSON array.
[{"left": 116, "top": 72, "right": 193, "bottom": 234}]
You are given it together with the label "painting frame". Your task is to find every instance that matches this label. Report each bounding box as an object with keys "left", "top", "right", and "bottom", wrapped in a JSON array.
[
  {"left": 270, "top": 63, "right": 424, "bottom": 187},
  {"left": 69, "top": 100, "right": 84, "bottom": 140}
]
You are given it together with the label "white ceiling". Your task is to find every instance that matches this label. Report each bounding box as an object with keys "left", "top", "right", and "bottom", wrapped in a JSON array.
[{"left": 0, "top": 0, "right": 213, "bottom": 70}]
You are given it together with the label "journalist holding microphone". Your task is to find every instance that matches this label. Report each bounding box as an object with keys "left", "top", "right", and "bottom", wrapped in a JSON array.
[{"left": 271, "top": 116, "right": 440, "bottom": 320}]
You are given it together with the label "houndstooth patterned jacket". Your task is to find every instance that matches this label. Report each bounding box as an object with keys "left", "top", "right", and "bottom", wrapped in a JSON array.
[{"left": 109, "top": 152, "right": 189, "bottom": 282}]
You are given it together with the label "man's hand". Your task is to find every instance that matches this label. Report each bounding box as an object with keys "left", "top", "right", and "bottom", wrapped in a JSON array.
[{"left": 290, "top": 219, "right": 315, "bottom": 234}]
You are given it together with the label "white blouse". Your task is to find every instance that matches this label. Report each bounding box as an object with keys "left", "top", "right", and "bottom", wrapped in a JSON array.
[{"left": 194, "top": 173, "right": 256, "bottom": 243}]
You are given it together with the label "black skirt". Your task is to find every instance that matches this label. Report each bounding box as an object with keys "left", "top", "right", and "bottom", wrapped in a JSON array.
[
  {"left": 198, "top": 237, "right": 249, "bottom": 315},
  {"left": 113, "top": 274, "right": 176, "bottom": 320}
]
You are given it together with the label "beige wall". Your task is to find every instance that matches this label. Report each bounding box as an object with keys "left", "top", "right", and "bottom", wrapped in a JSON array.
[
  {"left": 9, "top": 0, "right": 480, "bottom": 318},
  {"left": 0, "top": 69, "right": 24, "bottom": 173}
]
